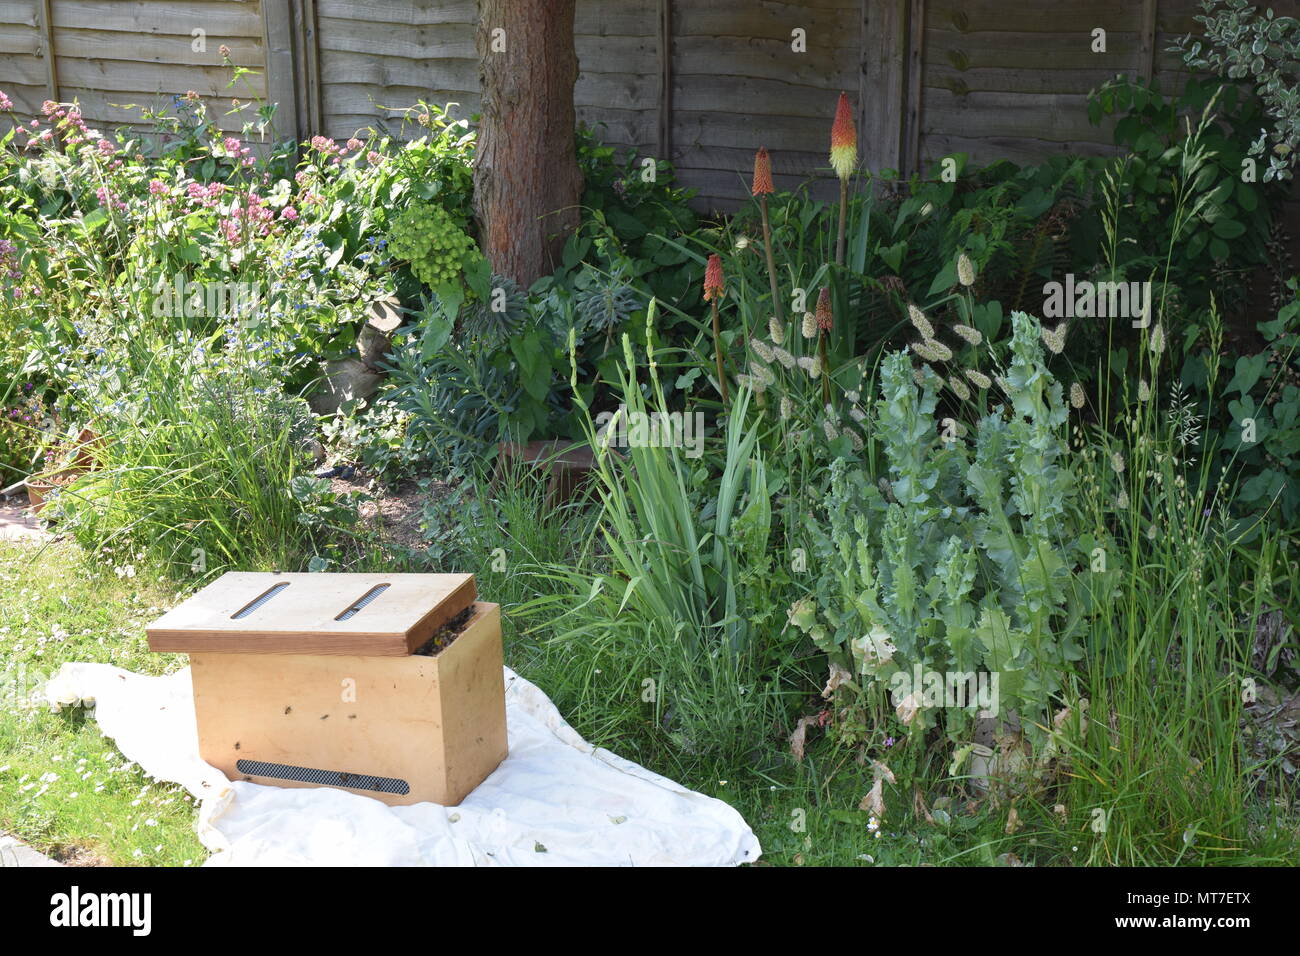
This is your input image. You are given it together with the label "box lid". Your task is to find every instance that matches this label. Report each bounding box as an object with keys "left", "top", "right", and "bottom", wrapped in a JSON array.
[{"left": 146, "top": 572, "right": 477, "bottom": 656}]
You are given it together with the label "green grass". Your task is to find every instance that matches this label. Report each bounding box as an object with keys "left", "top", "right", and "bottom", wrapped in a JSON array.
[
  {"left": 418, "top": 442, "right": 1300, "bottom": 867},
  {"left": 0, "top": 539, "right": 206, "bottom": 866},
  {"left": 3, "top": 458, "right": 1296, "bottom": 866}
]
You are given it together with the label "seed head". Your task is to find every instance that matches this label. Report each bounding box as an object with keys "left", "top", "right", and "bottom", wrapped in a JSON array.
[
  {"left": 925, "top": 339, "right": 953, "bottom": 361},
  {"left": 768, "top": 316, "right": 785, "bottom": 345},
  {"left": 1041, "top": 322, "right": 1067, "bottom": 355},
  {"left": 957, "top": 253, "right": 976, "bottom": 288},
  {"left": 907, "top": 304, "right": 934, "bottom": 339},
  {"left": 912, "top": 341, "right": 940, "bottom": 362},
  {"left": 1149, "top": 324, "right": 1165, "bottom": 355}
]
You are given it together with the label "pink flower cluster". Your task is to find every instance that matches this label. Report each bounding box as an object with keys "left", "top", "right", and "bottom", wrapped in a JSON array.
[
  {"left": 0, "top": 90, "right": 12, "bottom": 111},
  {"left": 309, "top": 134, "right": 370, "bottom": 165},
  {"left": 218, "top": 189, "right": 275, "bottom": 244},
  {"left": 0, "top": 239, "right": 20, "bottom": 281},
  {"left": 16, "top": 101, "right": 91, "bottom": 151},
  {"left": 96, "top": 186, "right": 126, "bottom": 212},
  {"left": 185, "top": 181, "right": 225, "bottom": 208},
  {"left": 223, "top": 136, "right": 254, "bottom": 166}
]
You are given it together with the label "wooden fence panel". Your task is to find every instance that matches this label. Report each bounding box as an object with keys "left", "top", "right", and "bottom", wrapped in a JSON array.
[{"left": 0, "top": 0, "right": 1291, "bottom": 228}]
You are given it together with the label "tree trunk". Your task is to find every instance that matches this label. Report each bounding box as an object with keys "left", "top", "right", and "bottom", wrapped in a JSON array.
[{"left": 474, "top": 0, "right": 583, "bottom": 286}]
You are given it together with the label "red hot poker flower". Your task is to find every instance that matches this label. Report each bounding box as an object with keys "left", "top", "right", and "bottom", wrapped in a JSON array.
[
  {"left": 752, "top": 148, "right": 774, "bottom": 196},
  {"left": 704, "top": 254, "right": 725, "bottom": 302},
  {"left": 830, "top": 92, "right": 857, "bottom": 181},
  {"left": 816, "top": 287, "right": 833, "bottom": 331}
]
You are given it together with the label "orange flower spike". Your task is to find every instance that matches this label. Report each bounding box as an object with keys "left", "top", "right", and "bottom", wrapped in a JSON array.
[
  {"left": 704, "top": 253, "right": 725, "bottom": 302},
  {"left": 752, "top": 147, "right": 774, "bottom": 196},
  {"left": 829, "top": 92, "right": 857, "bottom": 181},
  {"left": 816, "top": 286, "right": 833, "bottom": 331}
]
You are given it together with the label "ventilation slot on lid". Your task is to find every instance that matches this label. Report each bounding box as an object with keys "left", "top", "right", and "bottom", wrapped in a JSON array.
[
  {"left": 230, "top": 581, "right": 290, "bottom": 619},
  {"left": 336, "top": 583, "right": 390, "bottom": 621}
]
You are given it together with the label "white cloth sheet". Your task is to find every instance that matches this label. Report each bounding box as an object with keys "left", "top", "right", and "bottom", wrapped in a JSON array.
[{"left": 42, "top": 663, "right": 760, "bottom": 867}]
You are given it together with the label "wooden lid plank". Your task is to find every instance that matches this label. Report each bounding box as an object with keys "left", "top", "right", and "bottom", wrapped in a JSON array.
[{"left": 146, "top": 572, "right": 477, "bottom": 656}]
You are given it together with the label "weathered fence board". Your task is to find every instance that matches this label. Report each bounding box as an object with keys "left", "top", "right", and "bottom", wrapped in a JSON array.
[{"left": 0, "top": 0, "right": 1291, "bottom": 233}]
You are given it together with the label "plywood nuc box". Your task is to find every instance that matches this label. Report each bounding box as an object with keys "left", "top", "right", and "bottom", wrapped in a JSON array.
[{"left": 146, "top": 572, "right": 508, "bottom": 807}]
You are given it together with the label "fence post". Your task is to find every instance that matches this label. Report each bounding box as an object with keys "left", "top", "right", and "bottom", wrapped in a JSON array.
[
  {"left": 262, "top": 0, "right": 303, "bottom": 143},
  {"left": 903, "top": 0, "right": 925, "bottom": 178},
  {"left": 861, "top": 0, "right": 907, "bottom": 179},
  {"left": 293, "top": 0, "right": 324, "bottom": 136},
  {"left": 39, "top": 0, "right": 58, "bottom": 101},
  {"left": 658, "top": 0, "right": 673, "bottom": 163},
  {"left": 1139, "top": 0, "right": 1159, "bottom": 83}
]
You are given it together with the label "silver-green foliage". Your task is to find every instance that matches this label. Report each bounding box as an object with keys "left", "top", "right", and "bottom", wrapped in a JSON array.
[
  {"left": 792, "top": 311, "right": 1083, "bottom": 745},
  {"left": 1177, "top": 0, "right": 1300, "bottom": 182}
]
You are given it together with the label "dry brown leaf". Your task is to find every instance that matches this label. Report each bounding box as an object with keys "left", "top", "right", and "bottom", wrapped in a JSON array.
[
  {"left": 859, "top": 777, "right": 886, "bottom": 818},
  {"left": 871, "top": 759, "right": 896, "bottom": 785},
  {"left": 788, "top": 715, "right": 819, "bottom": 763},
  {"left": 895, "top": 690, "right": 921, "bottom": 726},
  {"left": 913, "top": 786, "right": 934, "bottom": 824},
  {"left": 1005, "top": 803, "right": 1021, "bottom": 835},
  {"left": 821, "top": 661, "right": 852, "bottom": 699}
]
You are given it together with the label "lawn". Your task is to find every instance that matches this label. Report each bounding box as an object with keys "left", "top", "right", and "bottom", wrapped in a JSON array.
[{"left": 0, "top": 540, "right": 205, "bottom": 866}]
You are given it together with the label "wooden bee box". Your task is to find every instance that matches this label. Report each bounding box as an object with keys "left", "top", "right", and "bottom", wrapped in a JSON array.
[{"left": 146, "top": 572, "right": 508, "bottom": 807}]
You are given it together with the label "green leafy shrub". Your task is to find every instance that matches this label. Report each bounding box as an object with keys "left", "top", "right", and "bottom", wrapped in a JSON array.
[
  {"left": 1206, "top": 279, "right": 1300, "bottom": 525},
  {"left": 790, "top": 311, "right": 1084, "bottom": 752},
  {"left": 1088, "top": 75, "right": 1282, "bottom": 315}
]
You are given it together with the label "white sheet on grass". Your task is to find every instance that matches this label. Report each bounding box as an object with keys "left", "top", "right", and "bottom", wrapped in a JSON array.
[{"left": 42, "top": 663, "right": 760, "bottom": 867}]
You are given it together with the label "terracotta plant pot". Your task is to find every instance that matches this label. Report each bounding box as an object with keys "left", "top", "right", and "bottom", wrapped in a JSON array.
[
  {"left": 496, "top": 439, "right": 598, "bottom": 507},
  {"left": 25, "top": 468, "right": 85, "bottom": 517},
  {"left": 24, "top": 426, "right": 105, "bottom": 517}
]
